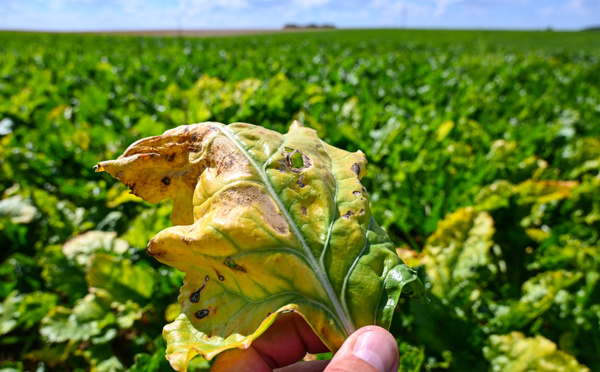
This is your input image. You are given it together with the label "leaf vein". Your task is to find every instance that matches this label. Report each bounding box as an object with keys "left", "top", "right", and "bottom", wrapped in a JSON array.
[{"left": 219, "top": 124, "right": 356, "bottom": 336}]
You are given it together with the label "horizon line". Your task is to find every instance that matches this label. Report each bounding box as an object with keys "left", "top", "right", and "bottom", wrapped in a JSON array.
[{"left": 0, "top": 26, "right": 596, "bottom": 34}]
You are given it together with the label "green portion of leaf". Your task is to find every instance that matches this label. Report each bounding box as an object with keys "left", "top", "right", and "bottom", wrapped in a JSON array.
[
  {"left": 165, "top": 302, "right": 182, "bottom": 323},
  {"left": 0, "top": 291, "right": 58, "bottom": 336},
  {"left": 40, "top": 294, "right": 117, "bottom": 343},
  {"left": 39, "top": 245, "right": 88, "bottom": 302},
  {"left": 74, "top": 343, "right": 125, "bottom": 372},
  {"left": 129, "top": 336, "right": 211, "bottom": 372},
  {"left": 86, "top": 253, "right": 155, "bottom": 305},
  {"left": 130, "top": 351, "right": 174, "bottom": 372},
  {"left": 63, "top": 231, "right": 129, "bottom": 268},
  {"left": 398, "top": 343, "right": 425, "bottom": 372},
  {"left": 483, "top": 332, "right": 590, "bottom": 372},
  {"left": 0, "top": 361, "right": 23, "bottom": 372},
  {"left": 422, "top": 207, "right": 496, "bottom": 301},
  {"left": 95, "top": 356, "right": 125, "bottom": 372},
  {"left": 24, "top": 343, "right": 74, "bottom": 366},
  {"left": 491, "top": 270, "right": 583, "bottom": 332},
  {"left": 475, "top": 180, "right": 517, "bottom": 211},
  {"left": 113, "top": 298, "right": 143, "bottom": 329},
  {"left": 123, "top": 202, "right": 174, "bottom": 249},
  {"left": 0, "top": 254, "right": 43, "bottom": 298},
  {"left": 97, "top": 122, "right": 427, "bottom": 370}
]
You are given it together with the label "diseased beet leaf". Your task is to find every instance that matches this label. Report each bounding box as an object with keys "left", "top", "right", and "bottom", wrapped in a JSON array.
[{"left": 95, "top": 121, "right": 427, "bottom": 371}]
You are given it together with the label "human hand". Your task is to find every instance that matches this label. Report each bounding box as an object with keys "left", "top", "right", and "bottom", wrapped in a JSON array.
[{"left": 210, "top": 312, "right": 399, "bottom": 372}]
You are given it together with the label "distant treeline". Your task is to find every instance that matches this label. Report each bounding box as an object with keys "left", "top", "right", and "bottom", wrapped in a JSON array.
[{"left": 283, "top": 23, "right": 336, "bottom": 29}]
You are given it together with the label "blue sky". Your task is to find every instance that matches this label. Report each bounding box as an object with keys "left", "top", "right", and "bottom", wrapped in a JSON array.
[{"left": 1, "top": 0, "right": 598, "bottom": 31}]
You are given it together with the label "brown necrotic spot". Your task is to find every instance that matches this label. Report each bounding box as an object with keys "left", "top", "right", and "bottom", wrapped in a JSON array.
[
  {"left": 353, "top": 190, "right": 361, "bottom": 196},
  {"left": 342, "top": 210, "right": 354, "bottom": 219},
  {"left": 167, "top": 153, "right": 176, "bottom": 162},
  {"left": 138, "top": 153, "right": 158, "bottom": 161},
  {"left": 297, "top": 175, "right": 306, "bottom": 188},
  {"left": 195, "top": 309, "right": 210, "bottom": 319},
  {"left": 161, "top": 177, "right": 170, "bottom": 185},
  {"left": 145, "top": 245, "right": 164, "bottom": 259},
  {"left": 189, "top": 291, "right": 200, "bottom": 303},
  {"left": 216, "top": 151, "right": 237, "bottom": 176},
  {"left": 190, "top": 275, "right": 209, "bottom": 303},
  {"left": 224, "top": 257, "right": 247, "bottom": 273},
  {"left": 217, "top": 186, "right": 289, "bottom": 235},
  {"left": 283, "top": 147, "right": 312, "bottom": 173},
  {"left": 210, "top": 137, "right": 250, "bottom": 177},
  {"left": 359, "top": 209, "right": 365, "bottom": 215},
  {"left": 215, "top": 270, "right": 225, "bottom": 281},
  {"left": 351, "top": 163, "right": 361, "bottom": 178},
  {"left": 301, "top": 206, "right": 308, "bottom": 216}
]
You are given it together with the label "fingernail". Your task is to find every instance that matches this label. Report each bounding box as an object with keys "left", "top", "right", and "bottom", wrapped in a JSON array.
[{"left": 353, "top": 330, "right": 397, "bottom": 372}]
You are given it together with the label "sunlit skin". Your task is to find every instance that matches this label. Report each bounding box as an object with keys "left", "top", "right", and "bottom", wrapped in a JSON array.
[{"left": 211, "top": 313, "right": 398, "bottom": 372}]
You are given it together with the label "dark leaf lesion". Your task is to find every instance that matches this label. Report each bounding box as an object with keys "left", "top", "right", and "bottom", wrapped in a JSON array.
[
  {"left": 297, "top": 175, "right": 307, "bottom": 188},
  {"left": 224, "top": 257, "right": 247, "bottom": 273},
  {"left": 351, "top": 163, "right": 361, "bottom": 178},
  {"left": 342, "top": 210, "right": 354, "bottom": 219},
  {"left": 190, "top": 275, "right": 209, "bottom": 303},
  {"left": 195, "top": 309, "right": 210, "bottom": 319},
  {"left": 283, "top": 147, "right": 312, "bottom": 173}
]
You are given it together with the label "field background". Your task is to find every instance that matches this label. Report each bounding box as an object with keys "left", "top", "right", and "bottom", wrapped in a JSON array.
[{"left": 1, "top": 29, "right": 599, "bottom": 371}]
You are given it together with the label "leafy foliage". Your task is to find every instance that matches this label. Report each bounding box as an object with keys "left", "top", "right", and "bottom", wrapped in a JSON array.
[
  {"left": 1, "top": 29, "right": 599, "bottom": 370},
  {"left": 483, "top": 332, "right": 589, "bottom": 372}
]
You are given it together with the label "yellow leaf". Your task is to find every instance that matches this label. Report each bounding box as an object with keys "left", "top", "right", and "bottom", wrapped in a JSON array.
[
  {"left": 96, "top": 122, "right": 427, "bottom": 371},
  {"left": 436, "top": 120, "right": 454, "bottom": 141}
]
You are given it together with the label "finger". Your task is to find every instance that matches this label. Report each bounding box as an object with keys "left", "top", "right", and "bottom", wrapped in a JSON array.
[
  {"left": 210, "top": 346, "right": 270, "bottom": 372},
  {"left": 324, "top": 326, "right": 399, "bottom": 372},
  {"left": 210, "top": 312, "right": 330, "bottom": 372}
]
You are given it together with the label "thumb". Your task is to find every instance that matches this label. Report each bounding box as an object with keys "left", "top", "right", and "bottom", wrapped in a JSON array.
[{"left": 325, "top": 326, "right": 399, "bottom": 372}]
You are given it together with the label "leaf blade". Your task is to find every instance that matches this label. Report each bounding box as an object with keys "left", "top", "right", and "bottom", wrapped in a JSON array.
[{"left": 96, "top": 122, "right": 426, "bottom": 371}]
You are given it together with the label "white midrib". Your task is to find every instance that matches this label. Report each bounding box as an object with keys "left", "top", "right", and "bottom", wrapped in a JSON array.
[{"left": 220, "top": 125, "right": 356, "bottom": 336}]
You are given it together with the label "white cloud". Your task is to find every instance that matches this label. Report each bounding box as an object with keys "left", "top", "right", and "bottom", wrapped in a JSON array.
[
  {"left": 433, "top": 0, "right": 464, "bottom": 18},
  {"left": 368, "top": 0, "right": 432, "bottom": 20},
  {"left": 293, "top": 0, "right": 330, "bottom": 9},
  {"left": 536, "top": 0, "right": 599, "bottom": 18},
  {"left": 565, "top": 0, "right": 599, "bottom": 14}
]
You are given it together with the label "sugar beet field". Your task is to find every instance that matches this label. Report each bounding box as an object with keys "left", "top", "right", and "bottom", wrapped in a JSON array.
[{"left": 1, "top": 29, "right": 599, "bottom": 371}]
